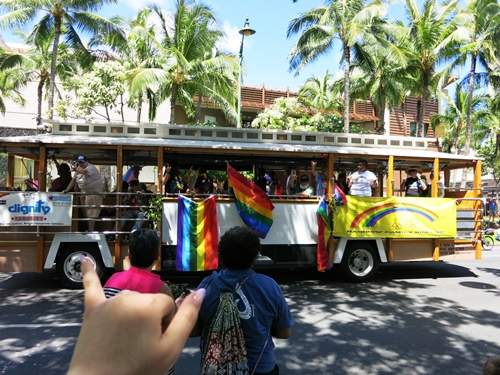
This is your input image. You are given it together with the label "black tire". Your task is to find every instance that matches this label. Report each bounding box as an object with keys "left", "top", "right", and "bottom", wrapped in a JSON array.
[
  {"left": 340, "top": 241, "right": 380, "bottom": 282},
  {"left": 482, "top": 236, "right": 494, "bottom": 251},
  {"left": 56, "top": 246, "right": 104, "bottom": 289}
]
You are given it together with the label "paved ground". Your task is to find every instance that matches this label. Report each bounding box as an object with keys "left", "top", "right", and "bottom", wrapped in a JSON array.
[{"left": 1, "top": 247, "right": 499, "bottom": 375}]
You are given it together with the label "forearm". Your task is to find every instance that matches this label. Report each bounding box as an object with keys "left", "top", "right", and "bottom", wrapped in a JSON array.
[{"left": 63, "top": 179, "right": 76, "bottom": 193}]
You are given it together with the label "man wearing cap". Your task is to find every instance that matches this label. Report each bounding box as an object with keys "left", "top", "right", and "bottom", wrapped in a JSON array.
[
  {"left": 63, "top": 155, "right": 104, "bottom": 232},
  {"left": 402, "top": 168, "right": 427, "bottom": 197},
  {"left": 296, "top": 174, "right": 314, "bottom": 197},
  {"left": 120, "top": 179, "right": 148, "bottom": 232}
]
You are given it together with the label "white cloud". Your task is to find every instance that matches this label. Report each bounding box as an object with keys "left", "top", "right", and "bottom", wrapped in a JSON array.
[{"left": 217, "top": 20, "right": 255, "bottom": 57}]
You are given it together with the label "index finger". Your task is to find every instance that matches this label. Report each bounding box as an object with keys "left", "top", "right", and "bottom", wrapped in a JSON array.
[
  {"left": 159, "top": 289, "right": 205, "bottom": 356},
  {"left": 81, "top": 256, "right": 106, "bottom": 311}
]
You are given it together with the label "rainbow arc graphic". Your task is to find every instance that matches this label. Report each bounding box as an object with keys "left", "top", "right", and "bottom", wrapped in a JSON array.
[{"left": 351, "top": 202, "right": 438, "bottom": 228}]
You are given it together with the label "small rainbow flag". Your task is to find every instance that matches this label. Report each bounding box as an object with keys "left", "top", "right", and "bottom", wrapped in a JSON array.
[
  {"left": 176, "top": 195, "right": 219, "bottom": 271},
  {"left": 316, "top": 198, "right": 332, "bottom": 272},
  {"left": 227, "top": 164, "right": 275, "bottom": 238}
]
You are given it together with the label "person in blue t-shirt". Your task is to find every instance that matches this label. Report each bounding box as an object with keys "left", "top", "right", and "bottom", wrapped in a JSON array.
[
  {"left": 190, "top": 226, "right": 294, "bottom": 375},
  {"left": 311, "top": 160, "right": 328, "bottom": 197}
]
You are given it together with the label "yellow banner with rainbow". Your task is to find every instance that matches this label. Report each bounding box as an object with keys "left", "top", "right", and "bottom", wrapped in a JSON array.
[{"left": 334, "top": 196, "right": 457, "bottom": 238}]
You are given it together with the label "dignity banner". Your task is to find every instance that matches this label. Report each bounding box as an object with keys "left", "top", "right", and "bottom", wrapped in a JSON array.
[
  {"left": 334, "top": 196, "right": 456, "bottom": 238},
  {"left": 0, "top": 192, "right": 73, "bottom": 226}
]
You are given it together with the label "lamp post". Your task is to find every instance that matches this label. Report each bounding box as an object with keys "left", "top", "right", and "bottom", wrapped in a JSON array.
[{"left": 237, "top": 16, "right": 256, "bottom": 128}]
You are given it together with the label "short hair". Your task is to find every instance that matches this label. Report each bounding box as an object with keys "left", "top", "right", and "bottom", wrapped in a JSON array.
[
  {"left": 358, "top": 159, "right": 368, "bottom": 168},
  {"left": 128, "top": 229, "right": 160, "bottom": 268},
  {"left": 484, "top": 356, "right": 500, "bottom": 375},
  {"left": 218, "top": 226, "right": 261, "bottom": 270}
]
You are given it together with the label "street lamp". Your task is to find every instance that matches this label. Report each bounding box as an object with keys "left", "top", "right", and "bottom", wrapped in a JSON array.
[{"left": 237, "top": 16, "right": 256, "bottom": 128}]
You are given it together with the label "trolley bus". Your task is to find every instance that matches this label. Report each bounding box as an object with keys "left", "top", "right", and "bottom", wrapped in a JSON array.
[{"left": 0, "top": 120, "right": 484, "bottom": 288}]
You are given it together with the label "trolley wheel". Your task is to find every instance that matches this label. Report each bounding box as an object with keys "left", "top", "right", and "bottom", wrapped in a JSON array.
[
  {"left": 482, "top": 235, "right": 494, "bottom": 251},
  {"left": 56, "top": 247, "right": 104, "bottom": 289},
  {"left": 340, "top": 242, "right": 380, "bottom": 282}
]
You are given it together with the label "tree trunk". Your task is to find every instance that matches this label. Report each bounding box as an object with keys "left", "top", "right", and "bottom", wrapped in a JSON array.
[
  {"left": 169, "top": 84, "right": 178, "bottom": 124},
  {"left": 377, "top": 88, "right": 386, "bottom": 135},
  {"left": 48, "top": 16, "right": 62, "bottom": 120},
  {"left": 343, "top": 43, "right": 350, "bottom": 133},
  {"left": 196, "top": 93, "right": 202, "bottom": 123},
  {"left": 402, "top": 101, "right": 407, "bottom": 137},
  {"left": 36, "top": 75, "right": 47, "bottom": 126},
  {"left": 464, "top": 53, "right": 477, "bottom": 157},
  {"left": 136, "top": 93, "right": 143, "bottom": 123},
  {"left": 120, "top": 94, "right": 125, "bottom": 122},
  {"left": 418, "top": 73, "right": 429, "bottom": 138},
  {"left": 415, "top": 98, "right": 421, "bottom": 136}
]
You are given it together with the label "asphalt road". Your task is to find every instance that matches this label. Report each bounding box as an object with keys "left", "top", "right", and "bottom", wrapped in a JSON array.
[{"left": 1, "top": 248, "right": 499, "bottom": 375}]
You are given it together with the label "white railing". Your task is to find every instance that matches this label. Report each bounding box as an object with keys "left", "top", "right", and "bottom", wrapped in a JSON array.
[{"left": 44, "top": 119, "right": 430, "bottom": 150}]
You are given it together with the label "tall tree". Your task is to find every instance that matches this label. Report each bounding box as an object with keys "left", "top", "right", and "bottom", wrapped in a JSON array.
[
  {"left": 0, "top": 31, "right": 74, "bottom": 125},
  {"left": 403, "top": 0, "right": 460, "bottom": 137},
  {"left": 286, "top": 0, "right": 388, "bottom": 133},
  {"left": 345, "top": 24, "right": 408, "bottom": 134},
  {"left": 89, "top": 8, "right": 158, "bottom": 122},
  {"left": 126, "top": 1, "right": 239, "bottom": 124},
  {"left": 298, "top": 71, "right": 343, "bottom": 113},
  {"left": 0, "top": 0, "right": 119, "bottom": 120},
  {"left": 0, "top": 64, "right": 26, "bottom": 115},
  {"left": 430, "top": 85, "right": 488, "bottom": 185},
  {"left": 449, "top": 0, "right": 500, "bottom": 156}
]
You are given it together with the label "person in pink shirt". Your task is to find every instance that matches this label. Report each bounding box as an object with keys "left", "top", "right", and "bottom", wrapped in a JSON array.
[{"left": 103, "top": 228, "right": 184, "bottom": 375}]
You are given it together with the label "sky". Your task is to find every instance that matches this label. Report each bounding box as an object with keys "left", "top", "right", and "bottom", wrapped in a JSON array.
[
  {"left": 1, "top": 0, "right": 470, "bottom": 94},
  {"left": 0, "top": 0, "right": 411, "bottom": 93}
]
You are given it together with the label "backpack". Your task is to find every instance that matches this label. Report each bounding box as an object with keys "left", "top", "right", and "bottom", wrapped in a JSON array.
[{"left": 200, "top": 276, "right": 252, "bottom": 375}]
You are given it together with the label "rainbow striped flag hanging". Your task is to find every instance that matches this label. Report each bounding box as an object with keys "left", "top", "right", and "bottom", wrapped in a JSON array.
[
  {"left": 227, "top": 164, "right": 275, "bottom": 239},
  {"left": 176, "top": 195, "right": 219, "bottom": 271},
  {"left": 316, "top": 198, "right": 332, "bottom": 272}
]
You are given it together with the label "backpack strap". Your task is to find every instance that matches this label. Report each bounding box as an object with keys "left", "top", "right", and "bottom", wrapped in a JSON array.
[
  {"left": 233, "top": 272, "right": 254, "bottom": 294},
  {"left": 233, "top": 272, "right": 271, "bottom": 375},
  {"left": 250, "top": 331, "right": 270, "bottom": 375}
]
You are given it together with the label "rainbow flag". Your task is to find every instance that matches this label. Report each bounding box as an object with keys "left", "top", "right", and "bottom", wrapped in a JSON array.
[
  {"left": 227, "top": 164, "right": 275, "bottom": 238},
  {"left": 316, "top": 198, "right": 332, "bottom": 272},
  {"left": 176, "top": 195, "right": 219, "bottom": 271}
]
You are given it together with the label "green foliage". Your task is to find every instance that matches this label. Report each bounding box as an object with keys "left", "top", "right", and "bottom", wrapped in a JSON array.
[
  {"left": 251, "top": 97, "right": 370, "bottom": 134},
  {"left": 477, "top": 141, "right": 500, "bottom": 186},
  {"left": 186, "top": 121, "right": 219, "bottom": 127},
  {"left": 56, "top": 61, "right": 126, "bottom": 121},
  {"left": 146, "top": 195, "right": 163, "bottom": 230}
]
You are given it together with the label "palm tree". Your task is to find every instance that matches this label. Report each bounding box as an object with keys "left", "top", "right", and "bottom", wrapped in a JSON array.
[
  {"left": 448, "top": 0, "right": 500, "bottom": 156},
  {"left": 0, "top": 65, "right": 26, "bottom": 115},
  {"left": 471, "top": 95, "right": 500, "bottom": 152},
  {"left": 403, "top": 0, "right": 461, "bottom": 137},
  {"left": 90, "top": 8, "right": 159, "bottom": 122},
  {"left": 345, "top": 26, "right": 409, "bottom": 134},
  {"left": 0, "top": 31, "right": 75, "bottom": 125},
  {"left": 286, "top": 0, "right": 388, "bottom": 133},
  {"left": 298, "top": 71, "right": 343, "bottom": 113},
  {"left": 430, "top": 85, "right": 488, "bottom": 185},
  {"left": 0, "top": 0, "right": 119, "bottom": 119},
  {"left": 126, "top": 2, "right": 239, "bottom": 125}
]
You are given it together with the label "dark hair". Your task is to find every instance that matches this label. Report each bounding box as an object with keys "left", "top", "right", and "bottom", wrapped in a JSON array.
[
  {"left": 218, "top": 226, "right": 261, "bottom": 270},
  {"left": 129, "top": 179, "right": 140, "bottom": 186},
  {"left": 168, "top": 160, "right": 180, "bottom": 176},
  {"left": 128, "top": 229, "right": 160, "bottom": 268},
  {"left": 483, "top": 356, "right": 500, "bottom": 375},
  {"left": 358, "top": 159, "right": 368, "bottom": 168},
  {"left": 58, "top": 163, "right": 73, "bottom": 190}
]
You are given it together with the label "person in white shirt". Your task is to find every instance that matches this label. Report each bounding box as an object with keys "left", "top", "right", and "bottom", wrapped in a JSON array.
[
  {"left": 348, "top": 160, "right": 377, "bottom": 197},
  {"left": 63, "top": 155, "right": 104, "bottom": 232}
]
